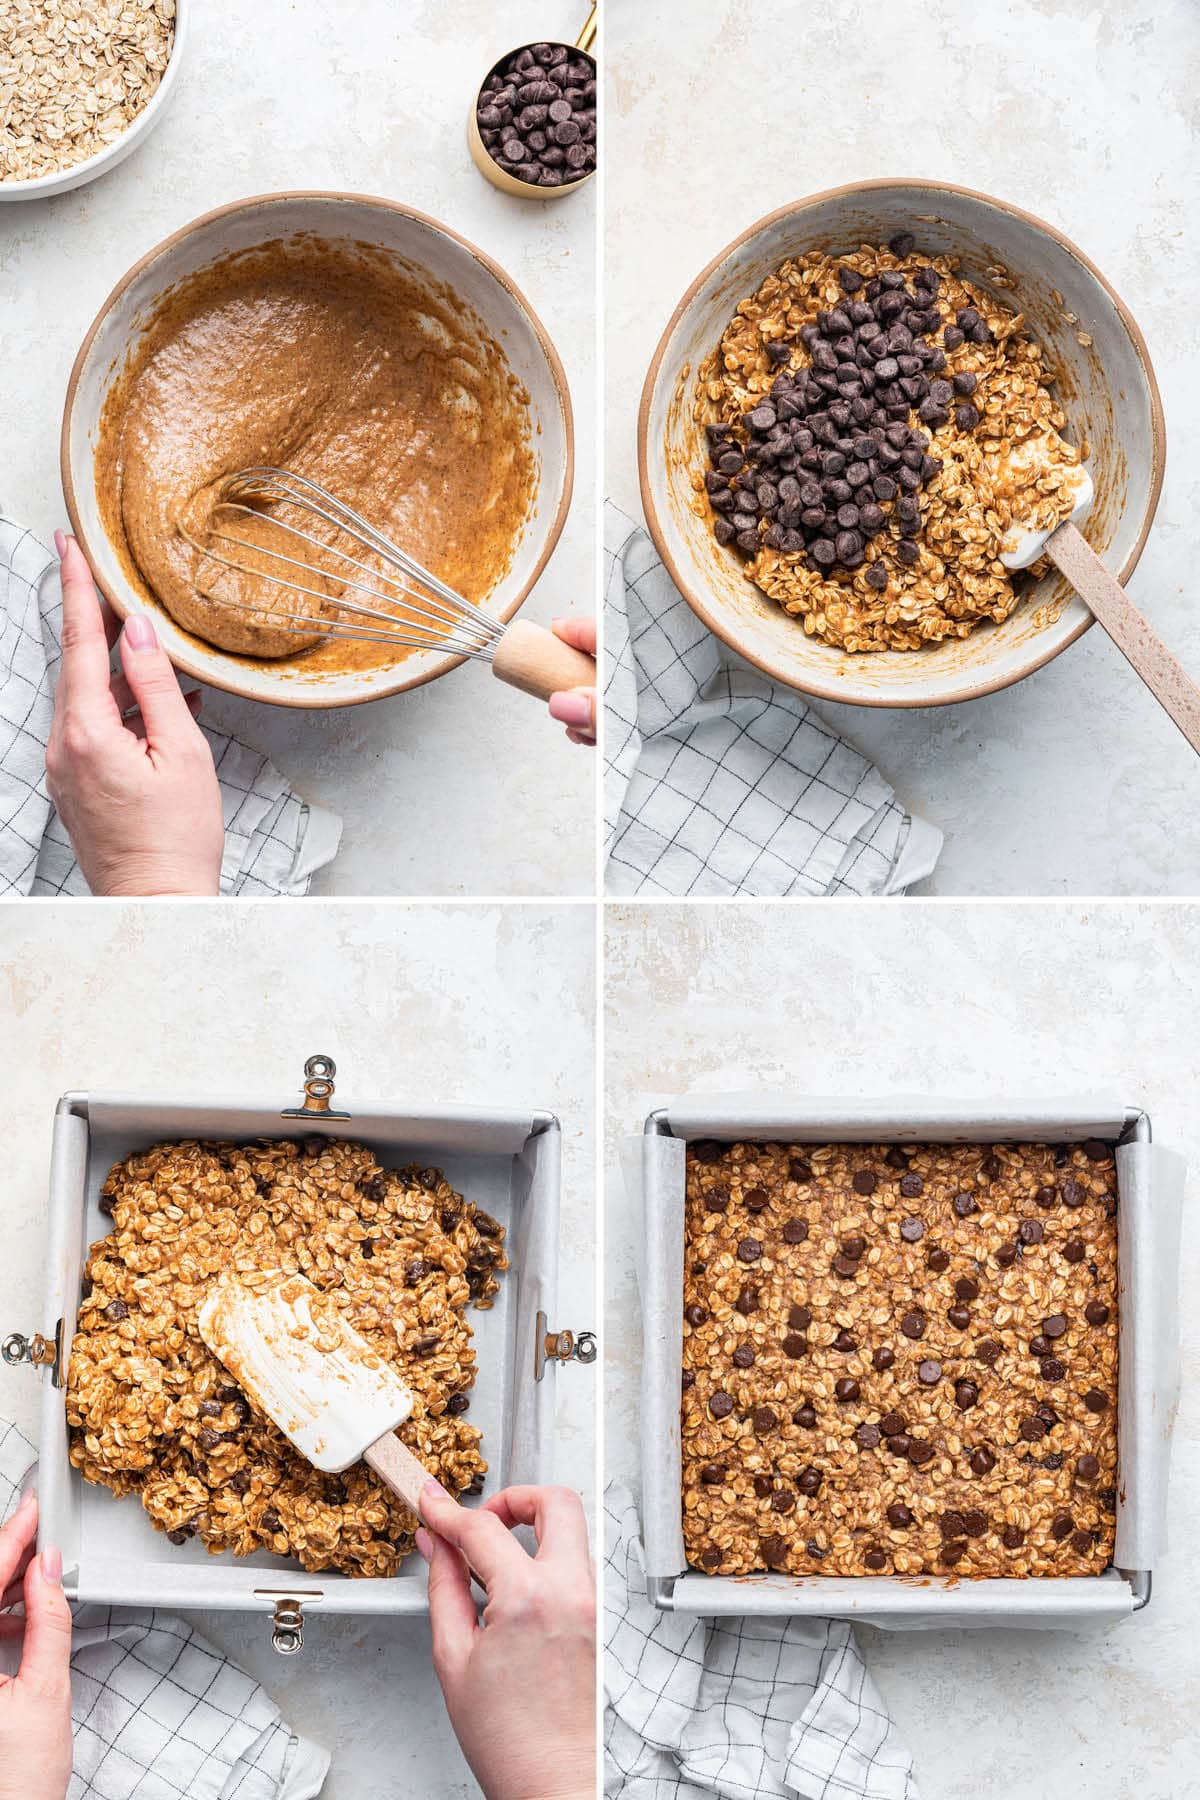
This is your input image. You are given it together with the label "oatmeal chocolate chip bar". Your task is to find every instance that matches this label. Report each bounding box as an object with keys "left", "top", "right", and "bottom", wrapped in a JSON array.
[
  {"left": 67, "top": 1137, "right": 507, "bottom": 1576},
  {"left": 693, "top": 232, "right": 1082, "bottom": 652},
  {"left": 681, "top": 1139, "right": 1118, "bottom": 1578}
]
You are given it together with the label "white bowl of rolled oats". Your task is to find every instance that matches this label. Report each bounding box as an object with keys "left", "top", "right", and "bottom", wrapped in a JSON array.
[
  {"left": 640, "top": 181, "right": 1166, "bottom": 709},
  {"left": 0, "top": 0, "right": 185, "bottom": 200}
]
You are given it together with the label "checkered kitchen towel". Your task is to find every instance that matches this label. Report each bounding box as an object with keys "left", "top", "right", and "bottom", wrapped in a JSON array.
[
  {"left": 1, "top": 1422, "right": 329, "bottom": 1800},
  {"left": 605, "top": 1486, "right": 918, "bottom": 1800},
  {"left": 0, "top": 516, "right": 342, "bottom": 896},
  {"left": 604, "top": 504, "right": 942, "bottom": 897}
]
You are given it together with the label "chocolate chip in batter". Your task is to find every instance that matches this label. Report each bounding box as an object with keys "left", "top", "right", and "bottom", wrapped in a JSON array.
[
  {"left": 887, "top": 1502, "right": 914, "bottom": 1527},
  {"left": 788, "top": 1303, "right": 812, "bottom": 1330},
  {"left": 1076, "top": 1453, "right": 1101, "bottom": 1482},
  {"left": 753, "top": 1406, "right": 778, "bottom": 1433},
  {"left": 1084, "top": 1388, "right": 1110, "bottom": 1413},
  {"left": 1082, "top": 1139, "right": 1111, "bottom": 1161},
  {"left": 953, "top": 1192, "right": 977, "bottom": 1218},
  {"left": 782, "top": 1333, "right": 808, "bottom": 1359},
  {"left": 744, "top": 1187, "right": 770, "bottom": 1213},
  {"left": 1063, "top": 1238, "right": 1086, "bottom": 1263},
  {"left": 900, "top": 1217, "right": 925, "bottom": 1242},
  {"left": 918, "top": 1359, "right": 942, "bottom": 1386},
  {"left": 736, "top": 1286, "right": 759, "bottom": 1315},
  {"left": 873, "top": 1346, "right": 896, "bottom": 1372},
  {"left": 1085, "top": 1300, "right": 1111, "bottom": 1326},
  {"left": 856, "top": 1423, "right": 882, "bottom": 1449},
  {"left": 900, "top": 1309, "right": 927, "bottom": 1339},
  {"left": 789, "top": 1158, "right": 813, "bottom": 1182},
  {"left": 709, "top": 1392, "right": 734, "bottom": 1419},
  {"left": 969, "top": 1447, "right": 996, "bottom": 1475},
  {"left": 834, "top": 1378, "right": 860, "bottom": 1402},
  {"left": 852, "top": 1169, "right": 878, "bottom": 1195},
  {"left": 898, "top": 1173, "right": 924, "bottom": 1198},
  {"left": 684, "top": 1303, "right": 706, "bottom": 1327},
  {"left": 798, "top": 1466, "right": 823, "bottom": 1494},
  {"left": 732, "top": 1344, "right": 755, "bottom": 1368},
  {"left": 975, "top": 1339, "right": 1001, "bottom": 1366},
  {"left": 782, "top": 1217, "right": 809, "bottom": 1243},
  {"left": 927, "top": 1247, "right": 951, "bottom": 1272},
  {"left": 1018, "top": 1219, "right": 1044, "bottom": 1245},
  {"left": 737, "top": 1238, "right": 763, "bottom": 1263},
  {"left": 794, "top": 1404, "right": 817, "bottom": 1428},
  {"left": 701, "top": 1463, "right": 724, "bottom": 1485},
  {"left": 954, "top": 1379, "right": 979, "bottom": 1410}
]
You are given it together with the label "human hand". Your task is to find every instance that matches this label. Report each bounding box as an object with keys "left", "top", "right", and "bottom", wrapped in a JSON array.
[
  {"left": 547, "top": 618, "right": 596, "bottom": 745},
  {"left": 0, "top": 1491, "right": 73, "bottom": 1800},
  {"left": 419, "top": 1482, "right": 595, "bottom": 1800},
  {"left": 44, "top": 533, "right": 224, "bottom": 897}
]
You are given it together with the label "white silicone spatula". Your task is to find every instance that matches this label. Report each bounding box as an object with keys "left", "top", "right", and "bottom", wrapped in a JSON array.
[
  {"left": 1000, "top": 438, "right": 1200, "bottom": 754},
  {"left": 198, "top": 1270, "right": 434, "bottom": 1515}
]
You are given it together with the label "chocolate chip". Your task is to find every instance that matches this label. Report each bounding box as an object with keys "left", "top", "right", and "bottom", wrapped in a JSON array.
[
  {"left": 757, "top": 1534, "right": 788, "bottom": 1567},
  {"left": 710, "top": 1392, "right": 734, "bottom": 1419},
  {"left": 737, "top": 1238, "right": 762, "bottom": 1263},
  {"left": 833, "top": 1330, "right": 857, "bottom": 1353},
  {"left": 1042, "top": 1313, "right": 1068, "bottom": 1339},
  {"left": 900, "top": 1218, "right": 925, "bottom": 1242},
  {"left": 744, "top": 1187, "right": 769, "bottom": 1213},
  {"left": 691, "top": 1140, "right": 723, "bottom": 1164},
  {"left": 908, "top": 1439, "right": 935, "bottom": 1466},
  {"left": 873, "top": 1346, "right": 896, "bottom": 1371},
  {"left": 856, "top": 1423, "right": 881, "bottom": 1450},
  {"left": 684, "top": 1303, "right": 706, "bottom": 1327},
  {"left": 833, "top": 1254, "right": 862, "bottom": 1278},
  {"left": 834, "top": 1378, "right": 860, "bottom": 1402},
  {"left": 782, "top": 1333, "right": 808, "bottom": 1360},
  {"left": 1041, "top": 1358, "right": 1067, "bottom": 1381},
  {"left": 863, "top": 1547, "right": 887, "bottom": 1570},
  {"left": 955, "top": 1380, "right": 979, "bottom": 1410},
  {"left": 953, "top": 1193, "right": 977, "bottom": 1217},
  {"left": 940, "top": 1540, "right": 967, "bottom": 1566},
  {"left": 1019, "top": 1416, "right": 1048, "bottom": 1442},
  {"left": 918, "top": 1359, "right": 942, "bottom": 1386},
  {"left": 885, "top": 1146, "right": 911, "bottom": 1168},
  {"left": 955, "top": 1276, "right": 980, "bottom": 1301},
  {"left": 1076, "top": 1453, "right": 1101, "bottom": 1482},
  {"left": 788, "top": 1303, "right": 812, "bottom": 1330},
  {"left": 198, "top": 1428, "right": 221, "bottom": 1451},
  {"left": 1061, "top": 1179, "right": 1085, "bottom": 1207},
  {"left": 888, "top": 1434, "right": 911, "bottom": 1457},
  {"left": 996, "top": 1244, "right": 1017, "bottom": 1267},
  {"left": 681, "top": 1368, "right": 695, "bottom": 1390},
  {"left": 104, "top": 1299, "right": 129, "bottom": 1322},
  {"left": 771, "top": 1488, "right": 796, "bottom": 1514},
  {"left": 887, "top": 1502, "right": 914, "bottom": 1527},
  {"left": 705, "top": 1190, "right": 729, "bottom": 1213},
  {"left": 230, "top": 1469, "right": 251, "bottom": 1494},
  {"left": 1083, "top": 1139, "right": 1110, "bottom": 1161},
  {"left": 199, "top": 1399, "right": 222, "bottom": 1418},
  {"left": 976, "top": 1339, "right": 1001, "bottom": 1365},
  {"left": 962, "top": 1508, "right": 988, "bottom": 1538},
  {"left": 1084, "top": 1388, "right": 1109, "bottom": 1413},
  {"left": 1085, "top": 1300, "right": 1111, "bottom": 1326},
  {"left": 790, "top": 1158, "right": 813, "bottom": 1182},
  {"left": 927, "top": 1248, "right": 951, "bottom": 1272},
  {"left": 732, "top": 1344, "right": 755, "bottom": 1368},
  {"left": 1051, "top": 1512, "right": 1075, "bottom": 1542},
  {"left": 1063, "top": 1238, "right": 1086, "bottom": 1263},
  {"left": 794, "top": 1404, "right": 817, "bottom": 1428},
  {"left": 782, "top": 1217, "right": 809, "bottom": 1243},
  {"left": 798, "top": 1466, "right": 823, "bottom": 1495},
  {"left": 1018, "top": 1219, "right": 1044, "bottom": 1245},
  {"left": 939, "top": 1509, "right": 967, "bottom": 1539},
  {"left": 899, "top": 1173, "right": 923, "bottom": 1198},
  {"left": 753, "top": 1406, "right": 778, "bottom": 1434},
  {"left": 1070, "top": 1529, "right": 1094, "bottom": 1556},
  {"left": 1002, "top": 1525, "right": 1025, "bottom": 1549},
  {"left": 98, "top": 1193, "right": 116, "bottom": 1216},
  {"left": 447, "top": 1393, "right": 470, "bottom": 1416},
  {"left": 1035, "top": 1185, "right": 1057, "bottom": 1208},
  {"left": 888, "top": 232, "right": 916, "bottom": 259},
  {"left": 841, "top": 1235, "right": 867, "bottom": 1259},
  {"left": 852, "top": 1169, "right": 877, "bottom": 1195},
  {"left": 699, "top": 1547, "right": 723, "bottom": 1570},
  {"left": 969, "top": 1447, "right": 996, "bottom": 1475},
  {"left": 701, "top": 1462, "right": 724, "bottom": 1485},
  {"left": 413, "top": 1333, "right": 440, "bottom": 1358},
  {"left": 947, "top": 1305, "right": 971, "bottom": 1329},
  {"left": 1030, "top": 1335, "right": 1053, "bottom": 1358},
  {"left": 900, "top": 1309, "right": 927, "bottom": 1339}
]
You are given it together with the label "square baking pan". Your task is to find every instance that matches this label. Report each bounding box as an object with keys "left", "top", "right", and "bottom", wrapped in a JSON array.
[
  {"left": 6, "top": 1057, "right": 591, "bottom": 1651},
  {"left": 637, "top": 1093, "right": 1183, "bottom": 1628}
]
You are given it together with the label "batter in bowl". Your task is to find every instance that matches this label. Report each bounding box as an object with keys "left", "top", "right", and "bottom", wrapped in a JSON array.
[{"left": 96, "top": 238, "right": 537, "bottom": 671}]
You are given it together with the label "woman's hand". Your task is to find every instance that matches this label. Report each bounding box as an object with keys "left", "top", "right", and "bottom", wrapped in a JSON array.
[
  {"left": 0, "top": 1492, "right": 73, "bottom": 1800},
  {"left": 44, "top": 534, "right": 224, "bottom": 896},
  {"left": 547, "top": 618, "right": 596, "bottom": 745},
  {"left": 419, "top": 1482, "right": 595, "bottom": 1800}
]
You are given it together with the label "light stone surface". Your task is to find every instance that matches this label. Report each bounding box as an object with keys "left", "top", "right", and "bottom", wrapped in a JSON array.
[
  {"left": 604, "top": 900, "right": 1200, "bottom": 1800},
  {"left": 0, "top": 902, "right": 597, "bottom": 1798},
  {"left": 606, "top": 0, "right": 1200, "bottom": 895},
  {"left": 0, "top": 0, "right": 596, "bottom": 897}
]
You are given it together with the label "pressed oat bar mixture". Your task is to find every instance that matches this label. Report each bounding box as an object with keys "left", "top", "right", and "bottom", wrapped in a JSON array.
[
  {"left": 681, "top": 1139, "right": 1118, "bottom": 1578},
  {"left": 67, "top": 1137, "right": 507, "bottom": 1575},
  {"left": 693, "top": 232, "right": 1084, "bottom": 652}
]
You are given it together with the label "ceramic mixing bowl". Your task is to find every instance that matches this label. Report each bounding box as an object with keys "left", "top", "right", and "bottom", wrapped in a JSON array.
[
  {"left": 639, "top": 179, "right": 1165, "bottom": 708},
  {"left": 62, "top": 191, "right": 573, "bottom": 709}
]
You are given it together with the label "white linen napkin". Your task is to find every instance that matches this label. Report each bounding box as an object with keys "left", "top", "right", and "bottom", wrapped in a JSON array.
[
  {"left": 604, "top": 1485, "right": 919, "bottom": 1800},
  {"left": 0, "top": 515, "right": 342, "bottom": 896},
  {"left": 0, "top": 1421, "right": 329, "bottom": 1800},
  {"left": 603, "top": 503, "right": 941, "bottom": 897}
]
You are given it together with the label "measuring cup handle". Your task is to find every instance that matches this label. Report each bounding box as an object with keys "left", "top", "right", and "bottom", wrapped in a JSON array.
[{"left": 490, "top": 618, "right": 596, "bottom": 704}]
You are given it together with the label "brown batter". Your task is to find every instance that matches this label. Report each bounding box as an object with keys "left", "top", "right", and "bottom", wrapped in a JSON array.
[{"left": 96, "top": 238, "right": 537, "bottom": 672}]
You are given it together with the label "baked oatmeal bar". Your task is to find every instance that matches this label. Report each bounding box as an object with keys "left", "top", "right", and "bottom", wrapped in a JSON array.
[
  {"left": 692, "top": 232, "right": 1083, "bottom": 652},
  {"left": 67, "top": 1137, "right": 507, "bottom": 1576},
  {"left": 681, "top": 1139, "right": 1118, "bottom": 1578}
]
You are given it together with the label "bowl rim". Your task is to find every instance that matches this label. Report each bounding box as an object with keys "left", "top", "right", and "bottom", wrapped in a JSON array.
[
  {"left": 637, "top": 176, "right": 1167, "bottom": 710},
  {"left": 61, "top": 187, "right": 575, "bottom": 710},
  {"left": 0, "top": 0, "right": 189, "bottom": 201}
]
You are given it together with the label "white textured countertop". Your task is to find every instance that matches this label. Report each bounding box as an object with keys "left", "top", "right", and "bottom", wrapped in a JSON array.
[
  {"left": 0, "top": 902, "right": 597, "bottom": 1798},
  {"left": 604, "top": 900, "right": 1200, "bottom": 1800},
  {"left": 606, "top": 0, "right": 1200, "bottom": 895},
  {"left": 0, "top": 0, "right": 596, "bottom": 897}
]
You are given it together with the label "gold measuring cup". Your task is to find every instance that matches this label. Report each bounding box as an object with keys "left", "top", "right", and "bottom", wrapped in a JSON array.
[{"left": 468, "top": 4, "right": 597, "bottom": 200}]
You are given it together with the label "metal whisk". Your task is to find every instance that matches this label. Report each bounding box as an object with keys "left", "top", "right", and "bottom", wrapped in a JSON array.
[{"left": 182, "top": 466, "right": 594, "bottom": 702}]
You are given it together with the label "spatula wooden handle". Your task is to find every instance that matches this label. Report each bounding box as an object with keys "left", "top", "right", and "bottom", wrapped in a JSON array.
[
  {"left": 364, "top": 1431, "right": 440, "bottom": 1517},
  {"left": 1049, "top": 522, "right": 1200, "bottom": 755},
  {"left": 490, "top": 618, "right": 596, "bottom": 703}
]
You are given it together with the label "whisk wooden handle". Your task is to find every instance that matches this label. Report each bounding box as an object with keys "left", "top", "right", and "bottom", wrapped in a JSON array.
[{"left": 490, "top": 618, "right": 596, "bottom": 703}]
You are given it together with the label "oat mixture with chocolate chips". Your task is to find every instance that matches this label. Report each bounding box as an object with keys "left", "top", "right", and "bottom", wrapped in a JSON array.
[
  {"left": 67, "top": 1137, "right": 507, "bottom": 1576},
  {"left": 692, "top": 231, "right": 1084, "bottom": 652},
  {"left": 681, "top": 1139, "right": 1118, "bottom": 1579}
]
